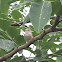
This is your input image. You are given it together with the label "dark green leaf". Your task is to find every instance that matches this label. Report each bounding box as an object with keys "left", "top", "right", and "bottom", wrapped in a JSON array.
[
  {"left": 51, "top": 1, "right": 62, "bottom": 16},
  {"left": 34, "top": 49, "right": 41, "bottom": 57},
  {"left": 54, "top": 49, "right": 62, "bottom": 55},
  {"left": 7, "top": 56, "right": 24, "bottom": 62},
  {"left": 0, "top": 0, "right": 10, "bottom": 15},
  {"left": 50, "top": 20, "right": 54, "bottom": 25},
  {"left": 50, "top": 47, "right": 56, "bottom": 52},
  {"left": 59, "top": 43, "right": 62, "bottom": 48},
  {"left": 0, "top": 19, "right": 11, "bottom": 31},
  {"left": 12, "top": 10, "right": 22, "bottom": 21},
  {"left": 41, "top": 49, "right": 48, "bottom": 58},
  {"left": 34, "top": 41, "right": 39, "bottom": 46},
  {"left": 0, "top": 49, "right": 7, "bottom": 57},
  {"left": 7, "top": 26, "right": 20, "bottom": 38},
  {"left": 41, "top": 42, "right": 58, "bottom": 49},
  {"left": 48, "top": 38, "right": 58, "bottom": 43},
  {"left": 42, "top": 34, "right": 50, "bottom": 41},
  {"left": 57, "top": 22, "right": 62, "bottom": 27},
  {"left": 44, "top": 25, "right": 51, "bottom": 29},
  {"left": 33, "top": 56, "right": 50, "bottom": 62},
  {"left": 15, "top": 35, "right": 26, "bottom": 46},
  {"left": 32, "top": 30, "right": 39, "bottom": 36},
  {"left": 0, "top": 29, "right": 12, "bottom": 40}
]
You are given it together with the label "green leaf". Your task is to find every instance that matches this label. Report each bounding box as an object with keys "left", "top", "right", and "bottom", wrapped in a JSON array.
[
  {"left": 50, "top": 20, "right": 54, "bottom": 25},
  {"left": 42, "top": 34, "right": 50, "bottom": 41},
  {"left": 51, "top": 34, "right": 62, "bottom": 39},
  {"left": 33, "top": 56, "right": 50, "bottom": 62},
  {"left": 59, "top": 43, "right": 62, "bottom": 48},
  {"left": 50, "top": 47, "right": 56, "bottom": 52},
  {"left": 32, "top": 31, "right": 39, "bottom": 37},
  {"left": 41, "top": 49, "right": 48, "bottom": 58},
  {"left": 44, "top": 25, "right": 51, "bottom": 29},
  {"left": 0, "top": 29, "right": 12, "bottom": 40},
  {"left": 7, "top": 27, "right": 20, "bottom": 38},
  {"left": 0, "top": 0, "right": 10, "bottom": 15},
  {"left": 15, "top": 35, "right": 26, "bottom": 46},
  {"left": 33, "top": 57, "right": 42, "bottom": 61},
  {"left": 48, "top": 38, "right": 58, "bottom": 43},
  {"left": 57, "top": 57, "right": 62, "bottom": 62},
  {"left": 55, "top": 48, "right": 62, "bottom": 55},
  {"left": 34, "top": 49, "right": 41, "bottom": 57},
  {"left": 7, "top": 56, "right": 24, "bottom": 62},
  {"left": 0, "top": 19, "right": 11, "bottom": 31},
  {"left": 0, "top": 13, "right": 7, "bottom": 18},
  {"left": 57, "top": 22, "right": 62, "bottom": 27},
  {"left": 30, "top": 1, "right": 52, "bottom": 33},
  {"left": 49, "top": 59, "right": 56, "bottom": 62},
  {"left": 34, "top": 41, "right": 39, "bottom": 46},
  {"left": 12, "top": 10, "right": 22, "bottom": 21},
  {"left": 21, "top": 0, "right": 24, "bottom": 3},
  {"left": 0, "top": 49, "right": 7, "bottom": 57},
  {"left": 0, "top": 39, "right": 14, "bottom": 51},
  {"left": 41, "top": 42, "right": 58, "bottom": 49},
  {"left": 29, "top": 25, "right": 39, "bottom": 36},
  {"left": 51, "top": 1, "right": 62, "bottom": 16}
]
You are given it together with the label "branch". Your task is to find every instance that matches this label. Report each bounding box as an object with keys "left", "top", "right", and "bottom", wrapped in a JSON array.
[
  {"left": 0, "top": 16, "right": 61, "bottom": 61},
  {"left": 11, "top": 21, "right": 30, "bottom": 26},
  {"left": 11, "top": 16, "right": 61, "bottom": 27},
  {"left": 0, "top": 27, "right": 62, "bottom": 61},
  {"left": 51, "top": 16, "right": 60, "bottom": 29},
  {"left": 50, "top": 16, "right": 56, "bottom": 19},
  {"left": 0, "top": 28, "right": 51, "bottom": 61},
  {"left": 11, "top": 21, "right": 23, "bottom": 26},
  {"left": 54, "top": 27, "right": 62, "bottom": 31}
]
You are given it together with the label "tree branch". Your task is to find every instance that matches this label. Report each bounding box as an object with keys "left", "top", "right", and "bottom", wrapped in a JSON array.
[
  {"left": 0, "top": 27, "right": 62, "bottom": 61},
  {"left": 11, "top": 20, "right": 30, "bottom": 26},
  {"left": 54, "top": 27, "right": 62, "bottom": 31},
  {"left": 11, "top": 21, "right": 23, "bottom": 26},
  {"left": 51, "top": 16, "right": 60, "bottom": 29},
  {"left": 0, "top": 16, "right": 62, "bottom": 61}
]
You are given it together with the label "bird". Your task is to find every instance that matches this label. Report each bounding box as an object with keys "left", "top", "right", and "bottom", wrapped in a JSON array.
[{"left": 24, "top": 28, "right": 33, "bottom": 42}]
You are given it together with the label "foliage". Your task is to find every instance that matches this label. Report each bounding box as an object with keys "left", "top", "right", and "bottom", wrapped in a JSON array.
[{"left": 0, "top": 0, "right": 62, "bottom": 62}]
